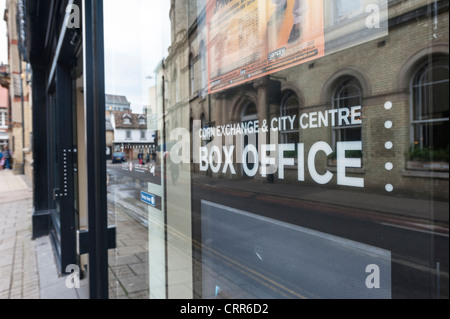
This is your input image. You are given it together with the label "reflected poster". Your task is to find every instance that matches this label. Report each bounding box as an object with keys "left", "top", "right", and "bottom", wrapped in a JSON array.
[
  {"left": 206, "top": 0, "right": 388, "bottom": 93},
  {"left": 206, "top": 0, "right": 325, "bottom": 93}
]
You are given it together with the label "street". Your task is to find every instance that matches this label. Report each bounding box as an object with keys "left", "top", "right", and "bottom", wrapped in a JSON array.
[{"left": 106, "top": 161, "right": 449, "bottom": 299}]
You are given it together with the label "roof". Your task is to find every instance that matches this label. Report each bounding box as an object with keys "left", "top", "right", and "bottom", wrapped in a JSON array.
[{"left": 113, "top": 112, "right": 147, "bottom": 129}]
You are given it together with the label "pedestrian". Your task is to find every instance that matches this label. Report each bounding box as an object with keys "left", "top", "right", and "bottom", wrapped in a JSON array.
[
  {"left": 3, "top": 146, "right": 11, "bottom": 170},
  {"left": 146, "top": 152, "right": 150, "bottom": 165},
  {"left": 138, "top": 151, "right": 143, "bottom": 165},
  {"left": 0, "top": 149, "right": 4, "bottom": 169}
]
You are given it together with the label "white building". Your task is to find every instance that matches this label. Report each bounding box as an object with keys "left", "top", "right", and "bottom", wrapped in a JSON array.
[{"left": 110, "top": 111, "right": 156, "bottom": 161}]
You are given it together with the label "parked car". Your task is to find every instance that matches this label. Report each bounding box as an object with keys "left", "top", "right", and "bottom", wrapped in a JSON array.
[{"left": 112, "top": 152, "right": 126, "bottom": 163}]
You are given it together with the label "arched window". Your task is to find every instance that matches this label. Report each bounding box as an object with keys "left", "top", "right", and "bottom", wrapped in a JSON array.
[
  {"left": 332, "top": 77, "right": 362, "bottom": 144},
  {"left": 241, "top": 102, "right": 257, "bottom": 121},
  {"left": 241, "top": 102, "right": 258, "bottom": 175},
  {"left": 411, "top": 56, "right": 449, "bottom": 153},
  {"left": 280, "top": 91, "right": 299, "bottom": 144}
]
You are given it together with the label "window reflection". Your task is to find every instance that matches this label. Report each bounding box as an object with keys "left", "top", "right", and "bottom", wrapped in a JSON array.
[
  {"left": 412, "top": 56, "right": 449, "bottom": 152},
  {"left": 332, "top": 77, "right": 362, "bottom": 144},
  {"left": 103, "top": 0, "right": 448, "bottom": 300}
]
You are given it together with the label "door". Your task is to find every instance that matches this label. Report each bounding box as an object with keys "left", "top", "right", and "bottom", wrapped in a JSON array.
[{"left": 48, "top": 64, "right": 77, "bottom": 274}]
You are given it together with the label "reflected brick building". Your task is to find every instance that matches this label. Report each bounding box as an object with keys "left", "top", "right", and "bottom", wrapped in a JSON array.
[{"left": 163, "top": 0, "right": 449, "bottom": 200}]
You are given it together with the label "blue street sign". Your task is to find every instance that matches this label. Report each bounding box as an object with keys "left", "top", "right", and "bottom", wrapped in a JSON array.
[{"left": 141, "top": 191, "right": 156, "bottom": 207}]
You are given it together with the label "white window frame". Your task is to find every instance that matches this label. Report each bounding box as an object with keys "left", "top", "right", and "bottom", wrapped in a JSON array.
[
  {"left": 332, "top": 78, "right": 363, "bottom": 147},
  {"left": 410, "top": 59, "right": 449, "bottom": 150}
]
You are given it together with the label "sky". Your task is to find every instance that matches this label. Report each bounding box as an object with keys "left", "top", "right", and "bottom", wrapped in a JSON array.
[
  {"left": 104, "top": 0, "right": 171, "bottom": 113},
  {"left": 0, "top": 0, "right": 171, "bottom": 113},
  {"left": 0, "top": 0, "right": 6, "bottom": 65}
]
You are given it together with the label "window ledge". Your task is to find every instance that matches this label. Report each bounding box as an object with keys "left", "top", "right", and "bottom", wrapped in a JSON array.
[
  {"left": 284, "top": 165, "right": 366, "bottom": 174},
  {"left": 406, "top": 160, "right": 449, "bottom": 172},
  {"left": 327, "top": 166, "right": 365, "bottom": 174},
  {"left": 402, "top": 170, "right": 449, "bottom": 179}
]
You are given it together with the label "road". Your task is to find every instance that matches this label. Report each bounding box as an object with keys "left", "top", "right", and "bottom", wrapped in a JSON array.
[{"left": 106, "top": 161, "right": 449, "bottom": 299}]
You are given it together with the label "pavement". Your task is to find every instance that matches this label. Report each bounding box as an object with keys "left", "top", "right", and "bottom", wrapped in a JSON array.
[{"left": 0, "top": 169, "right": 87, "bottom": 299}]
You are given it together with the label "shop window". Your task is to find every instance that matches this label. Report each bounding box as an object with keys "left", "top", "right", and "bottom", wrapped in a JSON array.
[
  {"left": 280, "top": 91, "right": 300, "bottom": 144},
  {"left": 332, "top": 77, "right": 362, "bottom": 145},
  {"left": 410, "top": 56, "right": 449, "bottom": 161}
]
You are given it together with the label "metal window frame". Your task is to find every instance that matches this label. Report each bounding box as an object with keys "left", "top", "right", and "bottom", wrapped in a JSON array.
[{"left": 82, "top": 0, "right": 109, "bottom": 299}]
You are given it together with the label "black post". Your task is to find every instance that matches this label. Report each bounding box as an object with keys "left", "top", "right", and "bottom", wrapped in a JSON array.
[
  {"left": 82, "top": 0, "right": 108, "bottom": 299},
  {"left": 31, "top": 65, "right": 50, "bottom": 239}
]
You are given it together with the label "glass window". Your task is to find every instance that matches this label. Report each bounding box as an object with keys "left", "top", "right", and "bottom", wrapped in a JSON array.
[
  {"left": 101, "top": 0, "right": 448, "bottom": 301},
  {"left": 332, "top": 77, "right": 362, "bottom": 145},
  {"left": 411, "top": 56, "right": 449, "bottom": 153},
  {"left": 280, "top": 91, "right": 300, "bottom": 144},
  {"left": 200, "top": 41, "right": 207, "bottom": 97}
]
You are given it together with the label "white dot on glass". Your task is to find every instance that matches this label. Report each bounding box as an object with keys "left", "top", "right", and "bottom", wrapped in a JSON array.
[
  {"left": 385, "top": 184, "right": 394, "bottom": 192},
  {"left": 384, "top": 101, "right": 392, "bottom": 110},
  {"left": 385, "top": 162, "right": 393, "bottom": 170},
  {"left": 385, "top": 141, "right": 393, "bottom": 149},
  {"left": 385, "top": 121, "right": 393, "bottom": 129}
]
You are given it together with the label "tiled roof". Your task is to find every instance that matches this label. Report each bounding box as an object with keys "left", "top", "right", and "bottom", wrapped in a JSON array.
[{"left": 113, "top": 111, "right": 147, "bottom": 129}]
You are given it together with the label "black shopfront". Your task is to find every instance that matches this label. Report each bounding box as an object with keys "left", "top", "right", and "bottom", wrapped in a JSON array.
[{"left": 26, "top": 0, "right": 112, "bottom": 299}]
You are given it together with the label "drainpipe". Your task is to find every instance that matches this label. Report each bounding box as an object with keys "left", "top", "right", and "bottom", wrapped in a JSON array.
[{"left": 19, "top": 49, "right": 25, "bottom": 175}]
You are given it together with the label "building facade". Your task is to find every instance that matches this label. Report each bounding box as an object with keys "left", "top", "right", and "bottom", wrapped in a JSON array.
[
  {"left": 24, "top": 0, "right": 448, "bottom": 300},
  {"left": 110, "top": 110, "right": 156, "bottom": 161},
  {"left": 105, "top": 94, "right": 131, "bottom": 113},
  {"left": 3, "top": 0, "right": 33, "bottom": 179}
]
